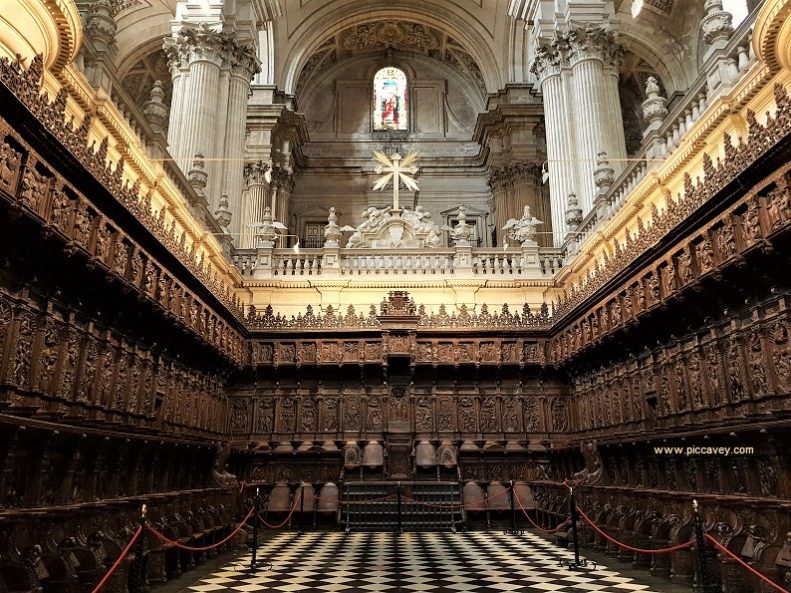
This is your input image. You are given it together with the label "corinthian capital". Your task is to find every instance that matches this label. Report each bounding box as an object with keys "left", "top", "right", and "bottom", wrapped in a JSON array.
[
  {"left": 530, "top": 42, "right": 563, "bottom": 82},
  {"left": 228, "top": 43, "right": 261, "bottom": 80},
  {"left": 244, "top": 161, "right": 271, "bottom": 187},
  {"left": 565, "top": 25, "right": 624, "bottom": 69}
]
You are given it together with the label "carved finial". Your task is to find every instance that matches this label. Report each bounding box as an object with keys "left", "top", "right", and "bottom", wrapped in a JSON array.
[
  {"left": 323, "top": 206, "right": 342, "bottom": 247},
  {"left": 594, "top": 151, "right": 615, "bottom": 195},
  {"left": 142, "top": 80, "right": 169, "bottom": 136},
  {"left": 642, "top": 76, "right": 668, "bottom": 129},
  {"left": 565, "top": 192, "right": 583, "bottom": 230},
  {"left": 188, "top": 153, "right": 208, "bottom": 201},
  {"left": 85, "top": 0, "right": 117, "bottom": 52},
  {"left": 214, "top": 193, "right": 232, "bottom": 231},
  {"left": 701, "top": 0, "right": 734, "bottom": 45}
]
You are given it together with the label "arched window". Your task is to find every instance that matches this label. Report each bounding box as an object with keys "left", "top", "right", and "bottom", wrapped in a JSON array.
[{"left": 373, "top": 67, "right": 408, "bottom": 131}]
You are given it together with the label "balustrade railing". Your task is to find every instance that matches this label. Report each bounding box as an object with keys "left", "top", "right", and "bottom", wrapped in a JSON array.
[
  {"left": 233, "top": 246, "right": 565, "bottom": 280},
  {"left": 564, "top": 12, "right": 760, "bottom": 255}
]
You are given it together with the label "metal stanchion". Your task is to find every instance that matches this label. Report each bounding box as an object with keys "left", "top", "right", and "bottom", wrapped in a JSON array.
[
  {"left": 132, "top": 504, "right": 147, "bottom": 593},
  {"left": 298, "top": 484, "right": 305, "bottom": 535},
  {"left": 559, "top": 484, "right": 590, "bottom": 571},
  {"left": 249, "top": 488, "right": 260, "bottom": 574},
  {"left": 504, "top": 481, "right": 522, "bottom": 535},
  {"left": 312, "top": 490, "right": 318, "bottom": 531},
  {"left": 397, "top": 482, "right": 403, "bottom": 534},
  {"left": 692, "top": 499, "right": 719, "bottom": 593}
]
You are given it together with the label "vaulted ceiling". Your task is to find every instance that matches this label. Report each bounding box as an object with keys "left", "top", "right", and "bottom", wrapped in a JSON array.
[{"left": 294, "top": 20, "right": 486, "bottom": 97}]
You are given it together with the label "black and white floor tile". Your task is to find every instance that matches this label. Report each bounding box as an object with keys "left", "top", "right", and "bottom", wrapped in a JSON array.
[{"left": 185, "top": 531, "right": 666, "bottom": 593}]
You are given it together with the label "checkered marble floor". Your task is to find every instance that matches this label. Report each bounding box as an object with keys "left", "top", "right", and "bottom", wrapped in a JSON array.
[{"left": 185, "top": 531, "right": 665, "bottom": 593}]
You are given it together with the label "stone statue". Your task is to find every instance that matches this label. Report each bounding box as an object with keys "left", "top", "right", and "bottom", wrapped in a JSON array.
[
  {"left": 343, "top": 205, "right": 442, "bottom": 249},
  {"left": 503, "top": 205, "right": 543, "bottom": 246},
  {"left": 249, "top": 205, "right": 286, "bottom": 246}
]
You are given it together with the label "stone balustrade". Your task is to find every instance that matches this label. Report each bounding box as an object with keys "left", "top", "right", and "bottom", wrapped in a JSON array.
[
  {"left": 564, "top": 13, "right": 759, "bottom": 256},
  {"left": 233, "top": 245, "right": 565, "bottom": 280}
]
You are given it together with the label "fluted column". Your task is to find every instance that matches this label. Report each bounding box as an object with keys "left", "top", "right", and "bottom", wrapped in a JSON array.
[
  {"left": 567, "top": 25, "right": 626, "bottom": 215},
  {"left": 223, "top": 54, "right": 258, "bottom": 240},
  {"left": 532, "top": 44, "right": 574, "bottom": 246},
  {"left": 164, "top": 25, "right": 260, "bottom": 234},
  {"left": 164, "top": 27, "right": 223, "bottom": 172},
  {"left": 241, "top": 161, "right": 271, "bottom": 248},
  {"left": 166, "top": 55, "right": 188, "bottom": 156}
]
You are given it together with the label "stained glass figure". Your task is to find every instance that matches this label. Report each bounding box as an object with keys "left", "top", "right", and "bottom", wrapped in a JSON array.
[{"left": 373, "top": 67, "right": 408, "bottom": 131}]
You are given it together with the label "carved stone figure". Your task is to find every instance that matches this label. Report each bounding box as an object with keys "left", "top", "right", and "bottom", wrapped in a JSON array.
[{"left": 503, "top": 205, "right": 543, "bottom": 246}]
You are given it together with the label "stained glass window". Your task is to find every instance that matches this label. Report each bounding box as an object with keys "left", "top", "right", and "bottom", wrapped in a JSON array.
[{"left": 373, "top": 67, "right": 408, "bottom": 131}]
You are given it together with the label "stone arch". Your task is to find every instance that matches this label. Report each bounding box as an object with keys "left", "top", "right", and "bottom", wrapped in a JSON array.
[
  {"left": 114, "top": 2, "right": 172, "bottom": 76},
  {"left": 617, "top": 28, "right": 695, "bottom": 96},
  {"left": 280, "top": 1, "right": 501, "bottom": 96}
]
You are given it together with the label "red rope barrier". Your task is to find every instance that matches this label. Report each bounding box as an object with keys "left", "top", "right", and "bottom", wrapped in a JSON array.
[
  {"left": 146, "top": 508, "right": 255, "bottom": 552},
  {"left": 258, "top": 493, "right": 302, "bottom": 529},
  {"left": 90, "top": 526, "right": 142, "bottom": 593},
  {"left": 576, "top": 506, "right": 695, "bottom": 554},
  {"left": 705, "top": 534, "right": 789, "bottom": 593},
  {"left": 513, "top": 491, "right": 570, "bottom": 534}
]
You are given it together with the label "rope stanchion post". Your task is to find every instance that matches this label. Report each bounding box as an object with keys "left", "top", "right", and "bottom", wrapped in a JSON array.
[
  {"left": 509, "top": 481, "right": 516, "bottom": 532},
  {"left": 344, "top": 484, "right": 351, "bottom": 534},
  {"left": 569, "top": 486, "right": 582, "bottom": 568},
  {"left": 397, "top": 482, "right": 403, "bottom": 534},
  {"left": 250, "top": 488, "right": 261, "bottom": 574},
  {"left": 297, "top": 484, "right": 305, "bottom": 536},
  {"left": 693, "top": 499, "right": 719, "bottom": 593},
  {"left": 131, "top": 504, "right": 147, "bottom": 593},
  {"left": 559, "top": 483, "right": 590, "bottom": 571}
]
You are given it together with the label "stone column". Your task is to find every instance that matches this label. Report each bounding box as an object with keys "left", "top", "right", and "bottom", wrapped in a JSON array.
[
  {"left": 240, "top": 161, "right": 271, "bottom": 248},
  {"left": 567, "top": 25, "right": 626, "bottom": 216},
  {"left": 164, "top": 25, "right": 260, "bottom": 224},
  {"left": 223, "top": 51, "right": 259, "bottom": 240},
  {"left": 531, "top": 43, "right": 574, "bottom": 246},
  {"left": 164, "top": 27, "right": 223, "bottom": 172},
  {"left": 166, "top": 49, "right": 188, "bottom": 158}
]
